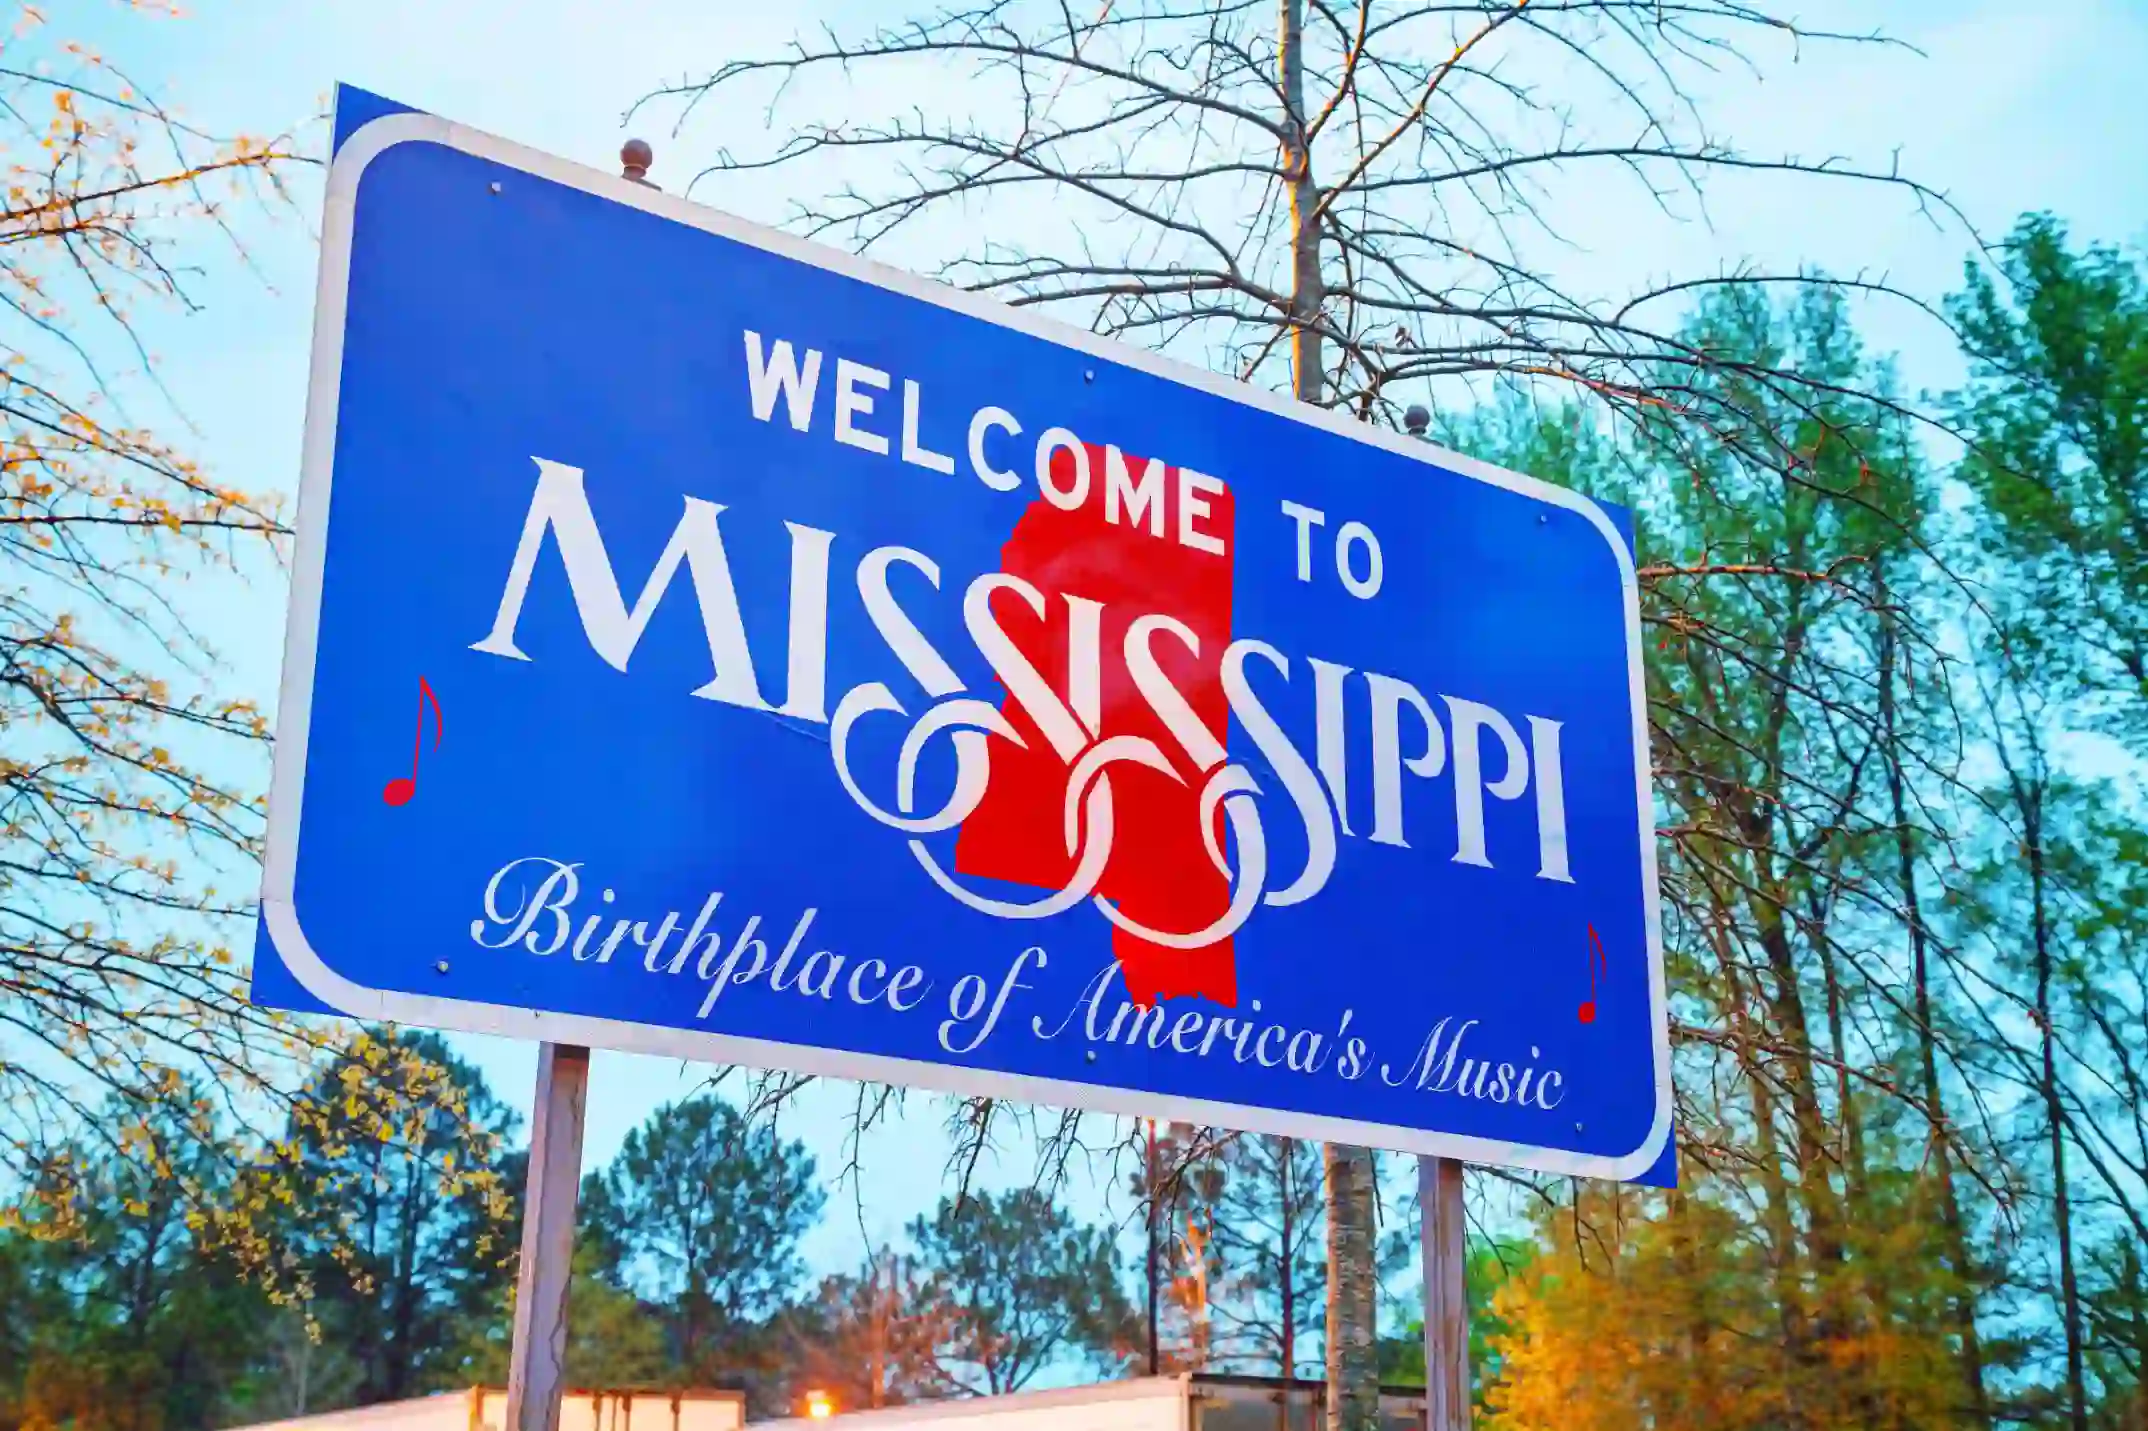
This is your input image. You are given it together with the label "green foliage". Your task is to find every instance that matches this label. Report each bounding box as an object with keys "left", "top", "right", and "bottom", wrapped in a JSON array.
[
  {"left": 278, "top": 1029, "right": 520, "bottom": 1406},
  {"left": 1377, "top": 1239, "right": 1531, "bottom": 1414},
  {"left": 1948, "top": 219, "right": 2148, "bottom": 1431},
  {"left": 0, "top": 1028, "right": 531, "bottom": 1429},
  {"left": 578, "top": 1093, "right": 824, "bottom": 1384},
  {"left": 1949, "top": 213, "right": 2148, "bottom": 736},
  {"left": 445, "top": 1238, "right": 668, "bottom": 1392},
  {"left": 2084, "top": 1239, "right": 2148, "bottom": 1431},
  {"left": 906, "top": 1188, "right": 1136, "bottom": 1396},
  {"left": 0, "top": 1095, "right": 276, "bottom": 1431},
  {"left": 1432, "top": 285, "right": 2004, "bottom": 1429}
]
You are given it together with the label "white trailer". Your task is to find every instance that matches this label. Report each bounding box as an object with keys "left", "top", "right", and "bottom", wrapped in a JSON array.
[
  {"left": 759, "top": 1376, "right": 1432, "bottom": 1431},
  {"left": 227, "top": 1387, "right": 746, "bottom": 1431}
]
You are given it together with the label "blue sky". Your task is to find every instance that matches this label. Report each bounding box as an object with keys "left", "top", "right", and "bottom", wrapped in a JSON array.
[{"left": 53, "top": 0, "right": 2148, "bottom": 1290}]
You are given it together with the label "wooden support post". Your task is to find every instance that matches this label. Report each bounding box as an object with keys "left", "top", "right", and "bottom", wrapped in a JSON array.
[
  {"left": 504, "top": 1042, "right": 590, "bottom": 1431},
  {"left": 1420, "top": 1155, "right": 1469, "bottom": 1431}
]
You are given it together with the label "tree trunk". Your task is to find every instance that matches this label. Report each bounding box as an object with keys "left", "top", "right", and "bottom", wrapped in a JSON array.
[
  {"left": 128, "top": 1184, "right": 173, "bottom": 1334},
  {"left": 1280, "top": 0, "right": 1324, "bottom": 405},
  {"left": 1741, "top": 594, "right": 1853, "bottom": 1298},
  {"left": 295, "top": 1317, "right": 312, "bottom": 1416},
  {"left": 1707, "top": 901, "right": 1812, "bottom": 1430},
  {"left": 1875, "top": 565, "right": 1988, "bottom": 1426},
  {"left": 1813, "top": 895, "right": 1869, "bottom": 1206},
  {"left": 1750, "top": 868, "right": 1848, "bottom": 1244},
  {"left": 1669, "top": 1187, "right": 1712, "bottom": 1427},
  {"left": 2024, "top": 791, "right": 2090, "bottom": 1431},
  {"left": 1733, "top": 580, "right": 1852, "bottom": 1305},
  {"left": 1280, "top": 1137, "right": 1297, "bottom": 1381},
  {"left": 2128, "top": 1243, "right": 2148, "bottom": 1431},
  {"left": 1729, "top": 588, "right": 1856, "bottom": 1414},
  {"left": 1324, "top": 1144, "right": 1379, "bottom": 1431},
  {"left": 870, "top": 1256, "right": 888, "bottom": 1408},
  {"left": 1279, "top": 1139, "right": 1297, "bottom": 1431},
  {"left": 1275, "top": 3, "right": 1374, "bottom": 1427},
  {"left": 1811, "top": 888, "right": 1889, "bottom": 1431},
  {"left": 386, "top": 1156, "right": 430, "bottom": 1400},
  {"left": 1146, "top": 1120, "right": 1160, "bottom": 1374}
]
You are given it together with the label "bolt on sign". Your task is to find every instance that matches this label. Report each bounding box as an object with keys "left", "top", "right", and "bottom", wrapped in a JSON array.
[{"left": 253, "top": 86, "right": 1673, "bottom": 1186}]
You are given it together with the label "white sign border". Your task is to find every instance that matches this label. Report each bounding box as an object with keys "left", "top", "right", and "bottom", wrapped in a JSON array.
[{"left": 260, "top": 103, "right": 1673, "bottom": 1183}]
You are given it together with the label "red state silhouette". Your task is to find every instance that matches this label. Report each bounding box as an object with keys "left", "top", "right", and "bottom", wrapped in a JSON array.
[{"left": 953, "top": 443, "right": 1238, "bottom": 1008}]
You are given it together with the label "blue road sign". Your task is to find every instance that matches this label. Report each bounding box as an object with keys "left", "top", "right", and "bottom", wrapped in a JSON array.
[{"left": 255, "top": 87, "right": 1671, "bottom": 1184}]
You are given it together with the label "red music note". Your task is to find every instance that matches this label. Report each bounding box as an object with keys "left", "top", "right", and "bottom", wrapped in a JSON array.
[
  {"left": 382, "top": 676, "right": 443, "bottom": 807},
  {"left": 1578, "top": 922, "right": 1608, "bottom": 1023}
]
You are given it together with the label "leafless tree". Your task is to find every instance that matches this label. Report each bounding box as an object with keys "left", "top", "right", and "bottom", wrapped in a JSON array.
[
  {"left": 0, "top": 6, "right": 510, "bottom": 1311},
  {"left": 637, "top": 3, "right": 1980, "bottom": 1425}
]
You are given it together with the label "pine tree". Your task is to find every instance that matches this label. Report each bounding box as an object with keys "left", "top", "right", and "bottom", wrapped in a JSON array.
[
  {"left": 906, "top": 1188, "right": 1135, "bottom": 1396},
  {"left": 579, "top": 1094, "right": 824, "bottom": 1388}
]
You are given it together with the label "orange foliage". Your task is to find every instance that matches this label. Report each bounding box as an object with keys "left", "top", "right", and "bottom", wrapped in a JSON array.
[{"left": 1484, "top": 1182, "right": 1962, "bottom": 1431}]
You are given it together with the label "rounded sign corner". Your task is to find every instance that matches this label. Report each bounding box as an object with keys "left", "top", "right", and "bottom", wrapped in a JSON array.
[
  {"left": 326, "top": 111, "right": 458, "bottom": 196},
  {"left": 1606, "top": 1084, "right": 1676, "bottom": 1181},
  {"left": 1572, "top": 490, "right": 1641, "bottom": 591},
  {"left": 261, "top": 895, "right": 392, "bottom": 1023}
]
